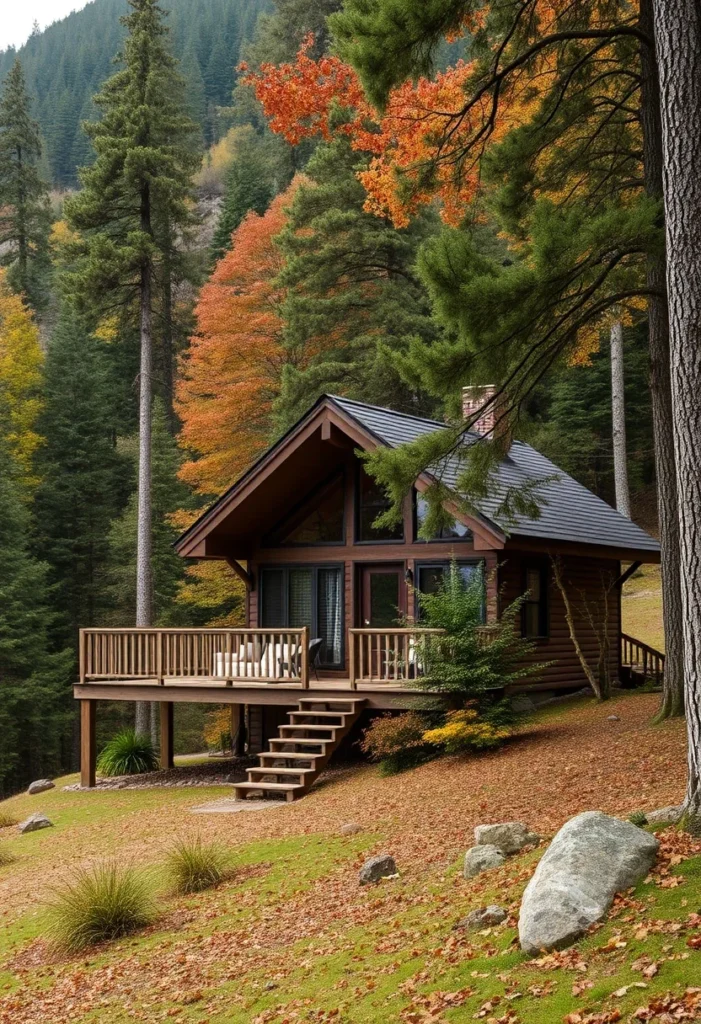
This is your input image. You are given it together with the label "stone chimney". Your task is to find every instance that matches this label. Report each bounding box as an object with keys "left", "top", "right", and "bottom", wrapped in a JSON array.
[{"left": 462, "top": 384, "right": 498, "bottom": 437}]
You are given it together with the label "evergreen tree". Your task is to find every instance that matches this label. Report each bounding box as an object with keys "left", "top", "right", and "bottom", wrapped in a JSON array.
[
  {"left": 210, "top": 127, "right": 273, "bottom": 263},
  {"left": 0, "top": 59, "right": 51, "bottom": 310},
  {"left": 274, "top": 134, "right": 442, "bottom": 427},
  {"left": 34, "top": 309, "right": 129, "bottom": 650},
  {"left": 0, "top": 392, "right": 72, "bottom": 798},
  {"left": 66, "top": 0, "right": 200, "bottom": 734}
]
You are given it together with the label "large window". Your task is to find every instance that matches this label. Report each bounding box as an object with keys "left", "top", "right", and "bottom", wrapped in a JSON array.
[
  {"left": 260, "top": 565, "right": 344, "bottom": 667},
  {"left": 522, "top": 564, "right": 548, "bottom": 638},
  {"left": 415, "top": 561, "right": 485, "bottom": 621},
  {"left": 414, "top": 492, "right": 473, "bottom": 541},
  {"left": 356, "top": 467, "right": 404, "bottom": 542},
  {"left": 265, "top": 474, "right": 345, "bottom": 546}
]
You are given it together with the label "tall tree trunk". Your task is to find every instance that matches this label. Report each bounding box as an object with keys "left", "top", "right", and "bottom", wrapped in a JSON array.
[
  {"left": 610, "top": 321, "right": 631, "bottom": 518},
  {"left": 134, "top": 260, "right": 153, "bottom": 738},
  {"left": 639, "top": 0, "right": 685, "bottom": 719},
  {"left": 652, "top": 0, "right": 701, "bottom": 814}
]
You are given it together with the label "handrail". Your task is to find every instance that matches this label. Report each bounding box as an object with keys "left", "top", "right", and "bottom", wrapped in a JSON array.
[
  {"left": 79, "top": 627, "right": 310, "bottom": 687},
  {"left": 620, "top": 632, "right": 665, "bottom": 685},
  {"left": 348, "top": 627, "right": 446, "bottom": 689}
]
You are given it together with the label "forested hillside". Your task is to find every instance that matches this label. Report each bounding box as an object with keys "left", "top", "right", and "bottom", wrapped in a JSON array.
[{"left": 0, "top": 0, "right": 270, "bottom": 186}]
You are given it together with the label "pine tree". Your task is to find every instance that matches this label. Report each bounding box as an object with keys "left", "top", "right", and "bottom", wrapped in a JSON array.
[
  {"left": 274, "top": 135, "right": 441, "bottom": 428},
  {"left": 34, "top": 309, "right": 129, "bottom": 649},
  {"left": 66, "top": 0, "right": 200, "bottom": 734},
  {"left": 210, "top": 127, "right": 272, "bottom": 263},
  {"left": 0, "top": 59, "right": 51, "bottom": 310}
]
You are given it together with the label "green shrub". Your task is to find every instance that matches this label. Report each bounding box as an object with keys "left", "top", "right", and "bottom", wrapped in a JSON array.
[
  {"left": 360, "top": 712, "right": 434, "bottom": 775},
  {"left": 167, "top": 837, "right": 227, "bottom": 894},
  {"left": 628, "top": 810, "right": 648, "bottom": 827},
  {"left": 0, "top": 812, "right": 17, "bottom": 829},
  {"left": 97, "top": 730, "right": 159, "bottom": 777},
  {"left": 47, "top": 861, "right": 156, "bottom": 952},
  {"left": 0, "top": 845, "right": 16, "bottom": 867}
]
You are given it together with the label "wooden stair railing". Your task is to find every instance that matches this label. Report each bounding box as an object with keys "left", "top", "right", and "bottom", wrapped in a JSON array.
[
  {"left": 620, "top": 633, "right": 665, "bottom": 686},
  {"left": 233, "top": 697, "right": 366, "bottom": 803}
]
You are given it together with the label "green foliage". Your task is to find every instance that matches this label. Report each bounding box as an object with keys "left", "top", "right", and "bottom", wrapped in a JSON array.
[
  {"left": 0, "top": 845, "right": 16, "bottom": 867},
  {"left": 0, "top": 58, "right": 52, "bottom": 308},
  {"left": 97, "top": 730, "right": 159, "bottom": 777},
  {"left": 47, "top": 861, "right": 157, "bottom": 951},
  {"left": 274, "top": 134, "right": 442, "bottom": 429},
  {"left": 359, "top": 711, "right": 434, "bottom": 775},
  {"left": 167, "top": 836, "right": 227, "bottom": 894},
  {"left": 105, "top": 399, "right": 192, "bottom": 624},
  {"left": 34, "top": 309, "right": 129, "bottom": 648},
  {"left": 210, "top": 126, "right": 273, "bottom": 263},
  {"left": 0, "top": 0, "right": 270, "bottom": 186},
  {"left": 415, "top": 561, "right": 546, "bottom": 708},
  {"left": 628, "top": 811, "right": 649, "bottom": 827}
]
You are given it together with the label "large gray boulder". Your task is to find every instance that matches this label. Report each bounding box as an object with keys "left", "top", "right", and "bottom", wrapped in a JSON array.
[
  {"left": 519, "top": 811, "right": 659, "bottom": 955},
  {"left": 359, "top": 854, "right": 397, "bottom": 885},
  {"left": 18, "top": 813, "right": 54, "bottom": 834},
  {"left": 474, "top": 821, "right": 539, "bottom": 854},
  {"left": 464, "top": 844, "right": 505, "bottom": 878},
  {"left": 27, "top": 779, "right": 55, "bottom": 796}
]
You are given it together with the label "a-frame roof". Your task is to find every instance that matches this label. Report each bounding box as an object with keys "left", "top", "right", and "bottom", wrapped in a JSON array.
[{"left": 176, "top": 394, "right": 660, "bottom": 558}]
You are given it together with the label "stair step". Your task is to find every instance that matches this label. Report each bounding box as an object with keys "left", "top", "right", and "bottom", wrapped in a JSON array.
[
  {"left": 248, "top": 766, "right": 316, "bottom": 777},
  {"left": 259, "top": 751, "right": 322, "bottom": 761},
  {"left": 235, "top": 781, "right": 305, "bottom": 792},
  {"left": 269, "top": 737, "right": 330, "bottom": 748},
  {"left": 289, "top": 710, "right": 348, "bottom": 719},
  {"left": 298, "top": 698, "right": 364, "bottom": 706},
  {"left": 279, "top": 724, "right": 337, "bottom": 733}
]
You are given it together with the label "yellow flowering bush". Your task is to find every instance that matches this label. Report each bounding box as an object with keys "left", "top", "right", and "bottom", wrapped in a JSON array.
[{"left": 423, "top": 707, "right": 510, "bottom": 754}]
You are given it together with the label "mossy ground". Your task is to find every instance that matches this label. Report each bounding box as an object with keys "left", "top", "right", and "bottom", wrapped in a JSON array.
[{"left": 0, "top": 693, "right": 696, "bottom": 1024}]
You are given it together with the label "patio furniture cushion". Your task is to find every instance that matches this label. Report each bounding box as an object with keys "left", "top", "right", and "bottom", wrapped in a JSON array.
[{"left": 214, "top": 645, "right": 259, "bottom": 678}]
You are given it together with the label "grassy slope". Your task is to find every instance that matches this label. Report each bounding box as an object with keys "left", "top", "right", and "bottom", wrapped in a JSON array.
[
  {"left": 621, "top": 564, "right": 664, "bottom": 653},
  {"left": 0, "top": 694, "right": 698, "bottom": 1024}
]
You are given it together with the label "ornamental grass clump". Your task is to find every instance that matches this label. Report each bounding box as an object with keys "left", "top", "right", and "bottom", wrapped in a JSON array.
[
  {"left": 97, "top": 729, "right": 159, "bottom": 777},
  {"left": 167, "top": 837, "right": 227, "bottom": 894},
  {"left": 0, "top": 812, "right": 17, "bottom": 829},
  {"left": 47, "top": 862, "right": 156, "bottom": 952},
  {"left": 0, "top": 845, "right": 15, "bottom": 867}
]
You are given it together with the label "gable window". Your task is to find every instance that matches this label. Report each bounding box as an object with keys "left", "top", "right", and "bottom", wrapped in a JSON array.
[
  {"left": 265, "top": 474, "right": 345, "bottom": 546},
  {"left": 415, "top": 561, "right": 485, "bottom": 621},
  {"left": 414, "top": 491, "right": 473, "bottom": 542},
  {"left": 260, "top": 565, "right": 344, "bottom": 667},
  {"left": 356, "top": 467, "right": 404, "bottom": 543},
  {"left": 522, "top": 564, "right": 549, "bottom": 638}
]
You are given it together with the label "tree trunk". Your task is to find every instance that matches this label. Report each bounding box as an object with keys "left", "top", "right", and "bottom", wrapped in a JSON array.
[
  {"left": 134, "top": 260, "right": 153, "bottom": 738},
  {"left": 639, "top": 0, "right": 685, "bottom": 719},
  {"left": 610, "top": 321, "right": 631, "bottom": 518},
  {"left": 652, "top": 0, "right": 701, "bottom": 814}
]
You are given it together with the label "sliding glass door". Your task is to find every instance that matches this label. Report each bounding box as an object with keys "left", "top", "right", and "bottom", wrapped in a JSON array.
[{"left": 260, "top": 565, "right": 344, "bottom": 668}]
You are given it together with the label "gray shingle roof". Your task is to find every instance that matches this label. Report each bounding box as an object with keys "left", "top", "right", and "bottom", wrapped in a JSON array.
[{"left": 330, "top": 395, "right": 660, "bottom": 554}]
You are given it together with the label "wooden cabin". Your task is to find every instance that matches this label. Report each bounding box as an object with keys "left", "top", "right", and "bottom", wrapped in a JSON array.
[{"left": 75, "top": 390, "right": 662, "bottom": 798}]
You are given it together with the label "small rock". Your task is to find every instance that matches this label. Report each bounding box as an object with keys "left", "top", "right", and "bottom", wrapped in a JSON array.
[
  {"left": 18, "top": 813, "right": 53, "bottom": 834},
  {"left": 608, "top": 715, "right": 620, "bottom": 722},
  {"left": 519, "top": 811, "right": 659, "bottom": 954},
  {"left": 341, "top": 822, "right": 363, "bottom": 835},
  {"left": 646, "top": 805, "right": 683, "bottom": 826},
  {"left": 474, "top": 821, "right": 538, "bottom": 855},
  {"left": 264, "top": 982, "right": 277, "bottom": 991},
  {"left": 464, "top": 844, "right": 505, "bottom": 878},
  {"left": 359, "top": 854, "right": 397, "bottom": 885},
  {"left": 27, "top": 779, "right": 55, "bottom": 796},
  {"left": 455, "top": 905, "right": 508, "bottom": 931}
]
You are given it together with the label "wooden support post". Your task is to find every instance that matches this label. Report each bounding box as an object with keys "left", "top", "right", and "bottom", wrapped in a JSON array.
[
  {"left": 231, "top": 703, "right": 245, "bottom": 756},
  {"left": 160, "top": 702, "right": 174, "bottom": 770},
  {"left": 80, "top": 700, "right": 96, "bottom": 789}
]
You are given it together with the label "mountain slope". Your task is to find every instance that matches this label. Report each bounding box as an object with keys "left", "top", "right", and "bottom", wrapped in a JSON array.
[{"left": 0, "top": 0, "right": 271, "bottom": 187}]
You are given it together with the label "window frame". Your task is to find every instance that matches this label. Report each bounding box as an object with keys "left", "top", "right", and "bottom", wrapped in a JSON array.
[
  {"left": 414, "top": 559, "right": 486, "bottom": 623},
  {"left": 412, "top": 489, "right": 474, "bottom": 543},
  {"left": 355, "top": 465, "right": 405, "bottom": 545},
  {"left": 262, "top": 471, "right": 346, "bottom": 548},
  {"left": 258, "top": 563, "right": 345, "bottom": 669},
  {"left": 521, "top": 561, "right": 549, "bottom": 639}
]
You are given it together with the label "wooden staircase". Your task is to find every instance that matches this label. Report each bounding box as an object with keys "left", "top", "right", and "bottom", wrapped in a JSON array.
[{"left": 233, "top": 697, "right": 366, "bottom": 802}]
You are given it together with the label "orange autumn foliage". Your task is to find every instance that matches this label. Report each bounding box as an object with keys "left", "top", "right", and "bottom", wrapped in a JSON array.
[{"left": 176, "top": 180, "right": 304, "bottom": 499}]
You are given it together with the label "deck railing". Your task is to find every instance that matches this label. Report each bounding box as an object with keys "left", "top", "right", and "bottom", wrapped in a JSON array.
[
  {"left": 348, "top": 628, "right": 445, "bottom": 688},
  {"left": 620, "top": 632, "right": 665, "bottom": 686},
  {"left": 79, "top": 628, "right": 309, "bottom": 687}
]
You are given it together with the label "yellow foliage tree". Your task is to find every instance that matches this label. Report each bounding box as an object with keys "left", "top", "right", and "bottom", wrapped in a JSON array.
[{"left": 0, "top": 270, "right": 43, "bottom": 491}]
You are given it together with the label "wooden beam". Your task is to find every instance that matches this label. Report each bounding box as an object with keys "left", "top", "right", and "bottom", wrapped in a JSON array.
[
  {"left": 225, "top": 558, "right": 253, "bottom": 589},
  {"left": 231, "top": 703, "right": 245, "bottom": 755},
  {"left": 614, "top": 560, "right": 642, "bottom": 589},
  {"left": 80, "top": 700, "right": 96, "bottom": 789},
  {"left": 160, "top": 702, "right": 174, "bottom": 770}
]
